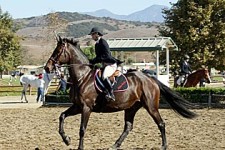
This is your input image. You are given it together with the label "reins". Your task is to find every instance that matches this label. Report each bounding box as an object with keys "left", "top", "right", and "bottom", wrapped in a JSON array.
[{"left": 54, "top": 63, "right": 93, "bottom": 85}]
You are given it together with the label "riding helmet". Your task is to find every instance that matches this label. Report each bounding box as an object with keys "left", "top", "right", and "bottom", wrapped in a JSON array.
[
  {"left": 184, "top": 54, "right": 190, "bottom": 59},
  {"left": 88, "top": 27, "right": 103, "bottom": 36}
]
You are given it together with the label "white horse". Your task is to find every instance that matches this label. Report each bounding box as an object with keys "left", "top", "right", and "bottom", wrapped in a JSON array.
[{"left": 20, "top": 73, "right": 55, "bottom": 103}]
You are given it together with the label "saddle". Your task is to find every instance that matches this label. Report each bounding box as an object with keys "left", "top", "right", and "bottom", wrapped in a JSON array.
[{"left": 94, "top": 69, "right": 129, "bottom": 93}]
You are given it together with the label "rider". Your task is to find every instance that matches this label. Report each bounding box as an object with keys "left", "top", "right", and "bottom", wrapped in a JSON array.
[
  {"left": 36, "top": 73, "right": 45, "bottom": 102},
  {"left": 88, "top": 27, "right": 123, "bottom": 101},
  {"left": 177, "top": 54, "right": 192, "bottom": 86}
]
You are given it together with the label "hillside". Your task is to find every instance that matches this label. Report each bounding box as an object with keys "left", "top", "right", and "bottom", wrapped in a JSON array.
[{"left": 15, "top": 12, "right": 161, "bottom": 65}]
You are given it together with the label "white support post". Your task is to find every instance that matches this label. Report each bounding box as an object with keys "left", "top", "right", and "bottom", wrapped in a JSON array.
[
  {"left": 156, "top": 50, "right": 159, "bottom": 79},
  {"left": 166, "top": 48, "right": 169, "bottom": 76}
]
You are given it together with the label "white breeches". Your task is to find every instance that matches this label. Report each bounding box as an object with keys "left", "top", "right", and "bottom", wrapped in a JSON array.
[
  {"left": 177, "top": 75, "right": 185, "bottom": 85},
  {"left": 102, "top": 63, "right": 117, "bottom": 80}
]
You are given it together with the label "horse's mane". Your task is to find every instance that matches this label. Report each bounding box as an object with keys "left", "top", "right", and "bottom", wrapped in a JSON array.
[
  {"left": 63, "top": 38, "right": 80, "bottom": 47},
  {"left": 188, "top": 68, "right": 207, "bottom": 78},
  {"left": 63, "top": 38, "right": 89, "bottom": 63}
]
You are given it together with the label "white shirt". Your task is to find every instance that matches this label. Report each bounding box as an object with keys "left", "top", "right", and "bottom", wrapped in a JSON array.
[{"left": 38, "top": 79, "right": 45, "bottom": 88}]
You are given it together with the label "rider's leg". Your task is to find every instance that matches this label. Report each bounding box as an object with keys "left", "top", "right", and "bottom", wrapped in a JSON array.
[
  {"left": 103, "top": 77, "right": 115, "bottom": 101},
  {"left": 102, "top": 63, "right": 117, "bottom": 101},
  {"left": 180, "top": 75, "right": 186, "bottom": 86},
  {"left": 183, "top": 74, "right": 188, "bottom": 85},
  {"left": 177, "top": 76, "right": 182, "bottom": 86}
]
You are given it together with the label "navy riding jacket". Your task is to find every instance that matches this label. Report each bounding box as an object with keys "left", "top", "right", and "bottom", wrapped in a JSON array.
[
  {"left": 91, "top": 38, "right": 122, "bottom": 64},
  {"left": 180, "top": 60, "right": 192, "bottom": 75}
]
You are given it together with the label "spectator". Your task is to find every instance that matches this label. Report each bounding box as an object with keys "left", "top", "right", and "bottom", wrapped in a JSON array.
[
  {"left": 56, "top": 74, "right": 67, "bottom": 93},
  {"left": 199, "top": 78, "right": 206, "bottom": 87},
  {"left": 36, "top": 73, "right": 45, "bottom": 103}
]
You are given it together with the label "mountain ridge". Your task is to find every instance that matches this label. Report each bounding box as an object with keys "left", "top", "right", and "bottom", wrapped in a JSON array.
[{"left": 82, "top": 5, "right": 168, "bottom": 22}]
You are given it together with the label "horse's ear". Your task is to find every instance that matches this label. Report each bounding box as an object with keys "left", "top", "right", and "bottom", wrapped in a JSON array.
[
  {"left": 58, "top": 35, "right": 62, "bottom": 42},
  {"left": 53, "top": 31, "right": 59, "bottom": 42}
]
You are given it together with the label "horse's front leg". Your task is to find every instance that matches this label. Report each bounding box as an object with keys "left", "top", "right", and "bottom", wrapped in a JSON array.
[
  {"left": 21, "top": 90, "right": 24, "bottom": 102},
  {"left": 78, "top": 105, "right": 91, "bottom": 150},
  {"left": 21, "top": 86, "right": 28, "bottom": 103},
  {"left": 22, "top": 85, "right": 28, "bottom": 103},
  {"left": 59, "top": 104, "right": 81, "bottom": 146}
]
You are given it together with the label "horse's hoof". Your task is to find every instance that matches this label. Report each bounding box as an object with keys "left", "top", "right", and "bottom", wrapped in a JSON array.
[
  {"left": 161, "top": 145, "right": 167, "bottom": 150},
  {"left": 63, "top": 136, "right": 71, "bottom": 146},
  {"left": 109, "top": 145, "right": 118, "bottom": 150}
]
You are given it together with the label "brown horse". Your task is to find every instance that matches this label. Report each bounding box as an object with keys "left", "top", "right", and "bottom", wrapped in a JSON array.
[
  {"left": 44, "top": 36, "right": 197, "bottom": 150},
  {"left": 174, "top": 69, "right": 211, "bottom": 88}
]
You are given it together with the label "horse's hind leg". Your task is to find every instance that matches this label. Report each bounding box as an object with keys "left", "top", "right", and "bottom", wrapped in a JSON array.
[
  {"left": 78, "top": 105, "right": 91, "bottom": 150},
  {"left": 112, "top": 102, "right": 142, "bottom": 149},
  {"left": 143, "top": 98, "right": 167, "bottom": 150},
  {"left": 24, "top": 92, "right": 28, "bottom": 103},
  {"left": 59, "top": 104, "right": 82, "bottom": 146}
]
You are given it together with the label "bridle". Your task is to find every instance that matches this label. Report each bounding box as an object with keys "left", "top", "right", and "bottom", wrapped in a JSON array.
[
  {"left": 47, "top": 41, "right": 91, "bottom": 85},
  {"left": 47, "top": 41, "right": 70, "bottom": 80},
  {"left": 49, "top": 42, "right": 68, "bottom": 65}
]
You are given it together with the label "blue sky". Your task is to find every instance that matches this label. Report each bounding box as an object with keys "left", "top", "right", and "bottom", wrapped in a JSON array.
[{"left": 0, "top": 0, "right": 178, "bottom": 19}]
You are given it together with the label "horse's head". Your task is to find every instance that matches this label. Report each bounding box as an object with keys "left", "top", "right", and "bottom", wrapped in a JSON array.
[
  {"left": 200, "top": 68, "right": 211, "bottom": 84},
  {"left": 44, "top": 36, "right": 71, "bottom": 73},
  {"left": 44, "top": 35, "right": 89, "bottom": 74}
]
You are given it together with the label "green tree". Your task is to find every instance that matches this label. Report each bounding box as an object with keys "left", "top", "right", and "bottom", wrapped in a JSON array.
[
  {"left": 207, "top": 0, "right": 225, "bottom": 70},
  {"left": 159, "top": 0, "right": 225, "bottom": 71},
  {"left": 82, "top": 46, "right": 95, "bottom": 60},
  {"left": 0, "top": 8, "right": 21, "bottom": 77}
]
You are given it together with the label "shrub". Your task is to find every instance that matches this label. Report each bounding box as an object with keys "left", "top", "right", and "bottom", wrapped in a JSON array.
[{"left": 173, "top": 87, "right": 225, "bottom": 103}]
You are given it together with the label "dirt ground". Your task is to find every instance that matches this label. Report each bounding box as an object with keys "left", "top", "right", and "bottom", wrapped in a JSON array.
[{"left": 0, "top": 96, "right": 225, "bottom": 150}]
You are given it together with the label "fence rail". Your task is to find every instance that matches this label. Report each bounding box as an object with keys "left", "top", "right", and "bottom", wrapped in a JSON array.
[{"left": 0, "top": 85, "right": 58, "bottom": 94}]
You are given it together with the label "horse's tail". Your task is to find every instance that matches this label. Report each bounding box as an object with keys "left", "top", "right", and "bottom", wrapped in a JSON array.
[
  {"left": 19, "top": 75, "right": 27, "bottom": 86},
  {"left": 151, "top": 76, "right": 197, "bottom": 119}
]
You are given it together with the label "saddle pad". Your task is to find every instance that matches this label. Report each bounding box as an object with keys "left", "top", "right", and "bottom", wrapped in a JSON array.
[{"left": 94, "top": 69, "right": 129, "bottom": 93}]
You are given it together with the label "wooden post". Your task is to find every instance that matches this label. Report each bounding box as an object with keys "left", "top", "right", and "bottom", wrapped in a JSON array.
[{"left": 208, "top": 90, "right": 212, "bottom": 108}]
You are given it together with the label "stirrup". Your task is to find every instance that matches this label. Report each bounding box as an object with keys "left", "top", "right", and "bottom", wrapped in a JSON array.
[{"left": 105, "top": 93, "right": 115, "bottom": 101}]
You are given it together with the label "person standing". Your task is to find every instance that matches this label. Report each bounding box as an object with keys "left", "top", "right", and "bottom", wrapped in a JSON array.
[
  {"left": 56, "top": 74, "right": 67, "bottom": 93},
  {"left": 36, "top": 73, "right": 45, "bottom": 102},
  {"left": 88, "top": 27, "right": 123, "bottom": 101}
]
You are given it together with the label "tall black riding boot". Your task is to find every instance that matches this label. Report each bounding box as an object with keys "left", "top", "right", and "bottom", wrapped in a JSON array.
[{"left": 103, "top": 78, "right": 115, "bottom": 101}]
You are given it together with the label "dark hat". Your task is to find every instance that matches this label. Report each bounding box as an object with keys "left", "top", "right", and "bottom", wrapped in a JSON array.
[{"left": 88, "top": 27, "right": 103, "bottom": 36}]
